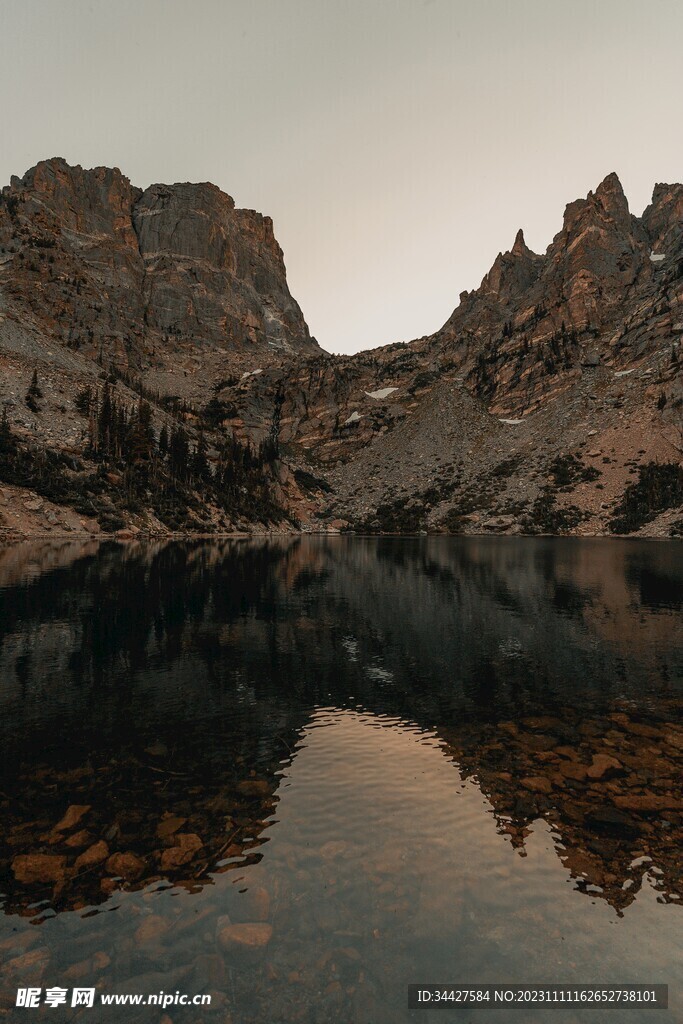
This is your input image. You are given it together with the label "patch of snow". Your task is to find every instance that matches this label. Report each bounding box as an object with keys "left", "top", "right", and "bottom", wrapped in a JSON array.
[
  {"left": 365, "top": 387, "right": 398, "bottom": 400},
  {"left": 241, "top": 368, "right": 263, "bottom": 379},
  {"left": 344, "top": 411, "right": 361, "bottom": 426},
  {"left": 499, "top": 418, "right": 524, "bottom": 425},
  {"left": 650, "top": 252, "right": 666, "bottom": 262},
  {"left": 614, "top": 369, "right": 635, "bottom": 377}
]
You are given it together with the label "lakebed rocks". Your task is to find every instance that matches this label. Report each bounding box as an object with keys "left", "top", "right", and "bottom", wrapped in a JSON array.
[
  {"left": 1, "top": 764, "right": 279, "bottom": 916},
  {"left": 442, "top": 700, "right": 683, "bottom": 913}
]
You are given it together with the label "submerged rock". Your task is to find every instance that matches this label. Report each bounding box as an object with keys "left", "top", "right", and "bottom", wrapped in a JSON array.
[
  {"left": 217, "top": 922, "right": 273, "bottom": 951},
  {"left": 160, "top": 833, "right": 203, "bottom": 871},
  {"left": 53, "top": 804, "right": 91, "bottom": 833},
  {"left": 105, "top": 851, "right": 146, "bottom": 881},
  {"left": 586, "top": 753, "right": 622, "bottom": 779},
  {"left": 74, "top": 840, "right": 109, "bottom": 871},
  {"left": 12, "top": 853, "right": 67, "bottom": 885},
  {"left": 236, "top": 779, "right": 271, "bottom": 798}
]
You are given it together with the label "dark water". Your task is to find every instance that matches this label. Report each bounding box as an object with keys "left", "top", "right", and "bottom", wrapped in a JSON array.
[{"left": 0, "top": 537, "right": 681, "bottom": 1023}]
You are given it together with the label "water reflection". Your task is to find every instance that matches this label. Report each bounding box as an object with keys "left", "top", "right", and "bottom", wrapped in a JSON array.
[{"left": 0, "top": 537, "right": 681, "bottom": 1022}]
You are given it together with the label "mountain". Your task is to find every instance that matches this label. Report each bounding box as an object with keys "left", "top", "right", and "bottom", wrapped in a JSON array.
[{"left": 0, "top": 161, "right": 681, "bottom": 538}]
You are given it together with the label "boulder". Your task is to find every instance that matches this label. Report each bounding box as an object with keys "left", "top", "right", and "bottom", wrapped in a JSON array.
[
  {"left": 54, "top": 804, "right": 91, "bottom": 832},
  {"left": 12, "top": 853, "right": 67, "bottom": 885},
  {"left": 160, "top": 833, "right": 203, "bottom": 871},
  {"left": 74, "top": 840, "right": 109, "bottom": 871},
  {"left": 216, "top": 923, "right": 273, "bottom": 951},
  {"left": 105, "top": 851, "right": 146, "bottom": 881}
]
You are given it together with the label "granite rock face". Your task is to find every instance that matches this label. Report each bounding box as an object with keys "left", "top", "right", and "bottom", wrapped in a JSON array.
[{"left": 0, "top": 158, "right": 315, "bottom": 370}]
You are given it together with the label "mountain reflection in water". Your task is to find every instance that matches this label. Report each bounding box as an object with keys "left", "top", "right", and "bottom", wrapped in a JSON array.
[{"left": 0, "top": 536, "right": 681, "bottom": 1023}]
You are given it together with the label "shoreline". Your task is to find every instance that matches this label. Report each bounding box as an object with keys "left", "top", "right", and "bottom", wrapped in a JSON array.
[{"left": 1, "top": 528, "right": 679, "bottom": 543}]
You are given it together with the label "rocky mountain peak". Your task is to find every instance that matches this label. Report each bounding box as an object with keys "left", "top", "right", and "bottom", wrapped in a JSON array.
[
  {"left": 593, "top": 170, "right": 628, "bottom": 215},
  {"left": 559, "top": 171, "right": 632, "bottom": 241},
  {"left": 479, "top": 227, "right": 544, "bottom": 304},
  {"left": 0, "top": 158, "right": 317, "bottom": 368},
  {"left": 511, "top": 227, "right": 530, "bottom": 256},
  {"left": 641, "top": 182, "right": 683, "bottom": 253}
]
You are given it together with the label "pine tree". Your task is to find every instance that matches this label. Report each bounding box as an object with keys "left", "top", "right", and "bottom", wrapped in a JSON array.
[
  {"left": 25, "top": 369, "right": 43, "bottom": 412},
  {"left": 74, "top": 385, "right": 92, "bottom": 416},
  {"left": 0, "top": 408, "right": 15, "bottom": 455},
  {"left": 128, "top": 400, "right": 155, "bottom": 463},
  {"left": 158, "top": 423, "right": 169, "bottom": 457},
  {"left": 191, "top": 431, "right": 210, "bottom": 482},
  {"left": 98, "top": 383, "right": 113, "bottom": 455},
  {"left": 169, "top": 426, "right": 190, "bottom": 481}
]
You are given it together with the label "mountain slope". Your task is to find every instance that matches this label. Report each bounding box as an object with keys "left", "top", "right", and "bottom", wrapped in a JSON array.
[
  {"left": 217, "top": 172, "right": 682, "bottom": 536},
  {"left": 1, "top": 162, "right": 681, "bottom": 538}
]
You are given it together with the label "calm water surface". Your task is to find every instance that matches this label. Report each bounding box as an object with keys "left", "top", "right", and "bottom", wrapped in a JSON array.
[{"left": 0, "top": 537, "right": 681, "bottom": 1023}]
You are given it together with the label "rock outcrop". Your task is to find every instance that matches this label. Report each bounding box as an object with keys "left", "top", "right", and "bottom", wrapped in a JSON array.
[{"left": 0, "top": 158, "right": 315, "bottom": 370}]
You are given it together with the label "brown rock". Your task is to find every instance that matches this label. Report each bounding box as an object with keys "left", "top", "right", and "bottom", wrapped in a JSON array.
[
  {"left": 216, "top": 923, "right": 273, "bottom": 951},
  {"left": 4, "top": 947, "right": 50, "bottom": 981},
  {"left": 236, "top": 779, "right": 271, "bottom": 798},
  {"left": 520, "top": 776, "right": 553, "bottom": 794},
  {"left": 586, "top": 753, "right": 623, "bottom": 779},
  {"left": 12, "top": 853, "right": 67, "bottom": 885},
  {"left": 74, "top": 840, "right": 109, "bottom": 871},
  {"left": 613, "top": 793, "right": 683, "bottom": 813},
  {"left": 135, "top": 914, "right": 170, "bottom": 945},
  {"left": 319, "top": 840, "right": 349, "bottom": 860},
  {"left": 64, "top": 829, "right": 93, "bottom": 848},
  {"left": 557, "top": 760, "right": 588, "bottom": 782},
  {"left": 160, "top": 833, "right": 203, "bottom": 871},
  {"left": 105, "top": 851, "right": 146, "bottom": 881},
  {"left": 156, "top": 815, "right": 187, "bottom": 840},
  {"left": 53, "top": 804, "right": 91, "bottom": 832},
  {"left": 234, "top": 885, "right": 271, "bottom": 923}
]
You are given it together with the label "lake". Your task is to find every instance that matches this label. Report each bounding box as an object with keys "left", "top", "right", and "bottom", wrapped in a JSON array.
[{"left": 0, "top": 536, "right": 681, "bottom": 1022}]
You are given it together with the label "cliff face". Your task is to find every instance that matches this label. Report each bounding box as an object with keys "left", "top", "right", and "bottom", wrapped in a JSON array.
[
  {"left": 0, "top": 158, "right": 315, "bottom": 370},
  {"left": 214, "top": 172, "right": 682, "bottom": 536},
  {"left": 0, "top": 162, "right": 681, "bottom": 538}
]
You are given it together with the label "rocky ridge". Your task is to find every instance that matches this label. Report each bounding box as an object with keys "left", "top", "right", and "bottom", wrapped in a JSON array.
[{"left": 0, "top": 160, "right": 682, "bottom": 537}]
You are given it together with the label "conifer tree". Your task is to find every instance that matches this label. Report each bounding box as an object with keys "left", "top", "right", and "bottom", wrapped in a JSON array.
[
  {"left": 0, "top": 408, "right": 14, "bottom": 455},
  {"left": 128, "top": 400, "right": 155, "bottom": 463},
  {"left": 26, "top": 369, "right": 43, "bottom": 412},
  {"left": 169, "top": 426, "right": 190, "bottom": 480},
  {"left": 191, "top": 431, "right": 210, "bottom": 482},
  {"left": 98, "top": 383, "right": 113, "bottom": 455}
]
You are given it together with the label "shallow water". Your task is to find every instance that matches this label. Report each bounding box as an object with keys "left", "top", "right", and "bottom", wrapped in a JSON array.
[{"left": 0, "top": 536, "right": 681, "bottom": 1022}]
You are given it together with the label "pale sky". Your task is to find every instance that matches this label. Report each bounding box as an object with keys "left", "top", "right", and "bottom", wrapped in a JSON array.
[{"left": 1, "top": 0, "right": 682, "bottom": 354}]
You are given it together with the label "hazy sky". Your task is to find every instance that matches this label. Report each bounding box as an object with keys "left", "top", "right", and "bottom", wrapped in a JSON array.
[{"left": 1, "top": 0, "right": 682, "bottom": 354}]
